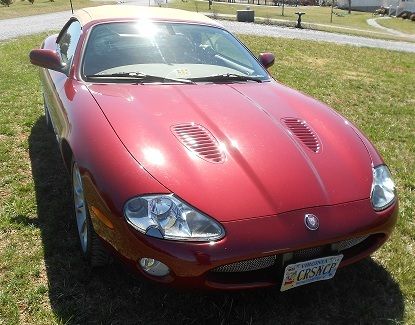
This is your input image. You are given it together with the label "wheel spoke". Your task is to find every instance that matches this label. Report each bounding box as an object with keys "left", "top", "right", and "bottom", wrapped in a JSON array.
[
  {"left": 75, "top": 186, "right": 82, "bottom": 196},
  {"left": 76, "top": 200, "right": 84, "bottom": 210},
  {"left": 81, "top": 219, "right": 87, "bottom": 234}
]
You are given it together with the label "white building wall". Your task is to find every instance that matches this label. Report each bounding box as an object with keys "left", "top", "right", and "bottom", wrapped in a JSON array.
[
  {"left": 400, "top": 0, "right": 415, "bottom": 12},
  {"left": 337, "top": 0, "right": 383, "bottom": 11},
  {"left": 384, "top": 0, "right": 399, "bottom": 7},
  {"left": 338, "top": 0, "right": 415, "bottom": 12},
  {"left": 383, "top": 0, "right": 415, "bottom": 14}
]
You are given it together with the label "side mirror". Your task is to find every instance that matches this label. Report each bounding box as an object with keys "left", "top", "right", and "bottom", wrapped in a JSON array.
[
  {"left": 29, "top": 49, "right": 66, "bottom": 72},
  {"left": 258, "top": 52, "right": 275, "bottom": 69}
]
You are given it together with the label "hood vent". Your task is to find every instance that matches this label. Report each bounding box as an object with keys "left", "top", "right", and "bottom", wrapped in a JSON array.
[
  {"left": 171, "top": 123, "right": 226, "bottom": 163},
  {"left": 282, "top": 118, "right": 321, "bottom": 153}
]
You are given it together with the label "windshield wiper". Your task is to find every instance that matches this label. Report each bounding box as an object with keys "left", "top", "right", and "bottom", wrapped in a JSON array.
[
  {"left": 85, "top": 72, "right": 195, "bottom": 84},
  {"left": 190, "top": 73, "right": 263, "bottom": 83}
]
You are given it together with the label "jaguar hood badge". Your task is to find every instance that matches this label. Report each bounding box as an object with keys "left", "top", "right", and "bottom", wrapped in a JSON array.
[{"left": 304, "top": 214, "right": 319, "bottom": 231}]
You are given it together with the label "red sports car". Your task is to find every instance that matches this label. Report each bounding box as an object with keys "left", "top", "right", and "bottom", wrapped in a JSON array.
[{"left": 29, "top": 5, "right": 398, "bottom": 291}]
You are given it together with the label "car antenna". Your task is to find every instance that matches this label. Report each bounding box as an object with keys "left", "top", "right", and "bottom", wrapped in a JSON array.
[{"left": 69, "top": 0, "right": 74, "bottom": 14}]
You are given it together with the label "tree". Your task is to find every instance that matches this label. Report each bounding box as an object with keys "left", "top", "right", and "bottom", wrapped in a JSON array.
[
  {"left": 28, "top": 0, "right": 34, "bottom": 4},
  {"left": 348, "top": 0, "right": 351, "bottom": 14}
]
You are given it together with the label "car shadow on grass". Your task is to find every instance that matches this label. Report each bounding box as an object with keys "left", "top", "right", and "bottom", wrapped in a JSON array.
[{"left": 28, "top": 117, "right": 404, "bottom": 324}]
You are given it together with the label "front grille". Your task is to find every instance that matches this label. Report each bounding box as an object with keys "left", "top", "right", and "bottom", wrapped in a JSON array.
[
  {"left": 211, "top": 235, "right": 374, "bottom": 274},
  {"left": 293, "top": 246, "right": 325, "bottom": 260}
]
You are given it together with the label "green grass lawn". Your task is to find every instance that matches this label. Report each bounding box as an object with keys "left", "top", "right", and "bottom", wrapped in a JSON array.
[
  {"left": 377, "top": 17, "right": 415, "bottom": 35},
  {"left": 165, "top": 1, "right": 415, "bottom": 41},
  {"left": 0, "top": 0, "right": 113, "bottom": 20},
  {"left": 172, "top": 2, "right": 374, "bottom": 28},
  {"left": 0, "top": 33, "right": 414, "bottom": 324}
]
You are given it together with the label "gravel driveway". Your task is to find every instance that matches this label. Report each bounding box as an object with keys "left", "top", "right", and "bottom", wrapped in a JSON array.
[
  {"left": 220, "top": 20, "right": 415, "bottom": 53},
  {"left": 0, "top": 11, "right": 71, "bottom": 41},
  {"left": 1, "top": 7, "right": 415, "bottom": 53}
]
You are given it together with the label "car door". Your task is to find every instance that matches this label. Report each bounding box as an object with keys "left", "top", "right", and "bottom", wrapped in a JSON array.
[{"left": 43, "top": 19, "right": 82, "bottom": 138}]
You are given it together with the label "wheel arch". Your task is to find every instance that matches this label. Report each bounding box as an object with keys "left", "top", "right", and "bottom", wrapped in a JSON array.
[{"left": 60, "top": 138, "right": 74, "bottom": 172}]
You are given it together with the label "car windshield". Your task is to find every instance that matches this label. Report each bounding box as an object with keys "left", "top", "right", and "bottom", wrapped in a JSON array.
[{"left": 82, "top": 21, "right": 269, "bottom": 83}]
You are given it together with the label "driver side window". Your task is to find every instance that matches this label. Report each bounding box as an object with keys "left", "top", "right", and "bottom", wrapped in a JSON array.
[{"left": 57, "top": 20, "right": 82, "bottom": 74}]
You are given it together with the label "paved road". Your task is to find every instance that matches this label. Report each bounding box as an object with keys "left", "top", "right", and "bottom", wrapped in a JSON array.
[
  {"left": 1, "top": 5, "right": 415, "bottom": 53},
  {"left": 0, "top": 1, "right": 154, "bottom": 40}
]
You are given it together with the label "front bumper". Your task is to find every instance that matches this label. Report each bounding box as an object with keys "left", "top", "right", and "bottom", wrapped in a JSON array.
[{"left": 112, "top": 198, "right": 398, "bottom": 290}]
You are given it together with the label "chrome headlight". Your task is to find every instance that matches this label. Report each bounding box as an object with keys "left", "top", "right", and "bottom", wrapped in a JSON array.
[
  {"left": 371, "top": 165, "right": 396, "bottom": 211},
  {"left": 124, "top": 194, "right": 225, "bottom": 241}
]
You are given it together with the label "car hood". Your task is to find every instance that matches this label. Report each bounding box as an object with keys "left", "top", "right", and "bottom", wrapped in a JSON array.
[{"left": 87, "top": 81, "right": 373, "bottom": 221}]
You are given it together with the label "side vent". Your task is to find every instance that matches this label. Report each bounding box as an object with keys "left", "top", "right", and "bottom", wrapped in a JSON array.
[
  {"left": 171, "top": 123, "right": 226, "bottom": 163},
  {"left": 282, "top": 118, "right": 321, "bottom": 153}
]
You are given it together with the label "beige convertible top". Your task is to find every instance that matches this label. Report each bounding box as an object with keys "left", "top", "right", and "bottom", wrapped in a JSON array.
[{"left": 74, "top": 5, "right": 221, "bottom": 27}]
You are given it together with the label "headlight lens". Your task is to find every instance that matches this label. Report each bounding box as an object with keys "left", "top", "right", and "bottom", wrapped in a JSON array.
[
  {"left": 371, "top": 165, "right": 396, "bottom": 211},
  {"left": 124, "top": 195, "right": 225, "bottom": 241}
]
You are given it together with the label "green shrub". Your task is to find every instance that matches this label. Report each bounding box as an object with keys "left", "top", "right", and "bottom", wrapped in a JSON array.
[
  {"left": 0, "top": 0, "right": 13, "bottom": 6},
  {"left": 400, "top": 12, "right": 409, "bottom": 19}
]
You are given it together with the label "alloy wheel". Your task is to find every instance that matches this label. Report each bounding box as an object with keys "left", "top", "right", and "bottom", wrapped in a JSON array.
[{"left": 72, "top": 163, "right": 88, "bottom": 253}]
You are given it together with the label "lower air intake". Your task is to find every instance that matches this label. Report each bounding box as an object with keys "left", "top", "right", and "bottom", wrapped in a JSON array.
[
  {"left": 336, "top": 235, "right": 369, "bottom": 252},
  {"left": 212, "top": 255, "right": 277, "bottom": 273},
  {"left": 211, "top": 235, "right": 372, "bottom": 273}
]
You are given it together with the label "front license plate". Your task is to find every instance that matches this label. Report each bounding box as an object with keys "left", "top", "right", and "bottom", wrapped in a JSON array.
[{"left": 280, "top": 254, "right": 343, "bottom": 292}]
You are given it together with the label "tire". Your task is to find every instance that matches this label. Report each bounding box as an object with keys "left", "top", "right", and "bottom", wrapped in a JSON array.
[{"left": 71, "top": 161, "right": 110, "bottom": 267}]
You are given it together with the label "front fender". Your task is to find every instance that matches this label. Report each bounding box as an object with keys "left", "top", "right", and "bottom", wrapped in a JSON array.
[{"left": 59, "top": 79, "right": 168, "bottom": 252}]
